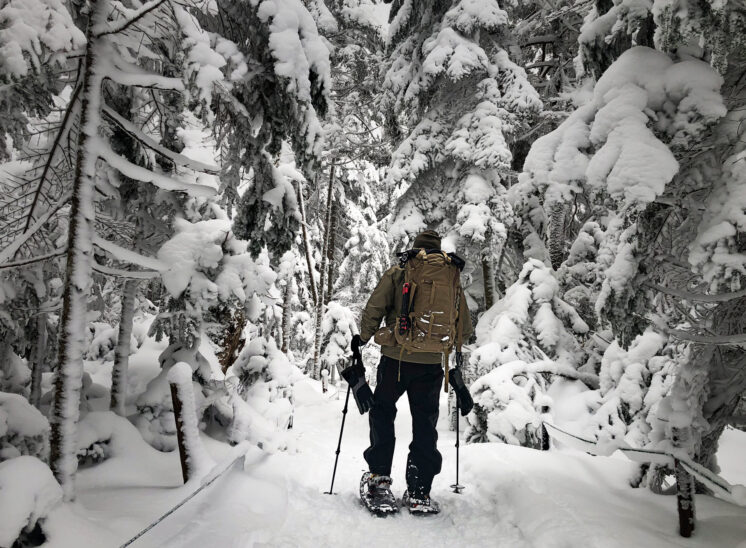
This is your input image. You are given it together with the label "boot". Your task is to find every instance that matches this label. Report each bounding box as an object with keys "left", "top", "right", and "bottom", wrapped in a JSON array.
[
  {"left": 402, "top": 486, "right": 440, "bottom": 515},
  {"left": 360, "top": 472, "right": 398, "bottom": 515}
]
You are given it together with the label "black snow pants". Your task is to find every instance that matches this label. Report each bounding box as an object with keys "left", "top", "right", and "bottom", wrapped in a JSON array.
[{"left": 363, "top": 355, "right": 443, "bottom": 495}]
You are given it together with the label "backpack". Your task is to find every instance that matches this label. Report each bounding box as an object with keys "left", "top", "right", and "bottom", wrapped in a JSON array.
[{"left": 395, "top": 249, "right": 465, "bottom": 391}]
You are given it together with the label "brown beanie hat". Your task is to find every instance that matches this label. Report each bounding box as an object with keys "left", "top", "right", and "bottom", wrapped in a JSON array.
[{"left": 412, "top": 230, "right": 441, "bottom": 250}]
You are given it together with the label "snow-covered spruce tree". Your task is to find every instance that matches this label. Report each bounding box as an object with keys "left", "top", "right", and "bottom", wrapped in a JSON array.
[
  {"left": 190, "top": 0, "right": 331, "bottom": 260},
  {"left": 226, "top": 334, "right": 303, "bottom": 450},
  {"left": 138, "top": 217, "right": 278, "bottom": 450},
  {"left": 39, "top": 0, "right": 218, "bottom": 500},
  {"left": 382, "top": 0, "right": 541, "bottom": 311},
  {"left": 0, "top": 0, "right": 86, "bottom": 162},
  {"left": 334, "top": 220, "right": 390, "bottom": 313},
  {"left": 320, "top": 300, "right": 358, "bottom": 382},
  {"left": 0, "top": 1, "right": 85, "bottom": 410},
  {"left": 466, "top": 259, "right": 594, "bottom": 446},
  {"left": 514, "top": 0, "right": 746, "bottom": 483}
]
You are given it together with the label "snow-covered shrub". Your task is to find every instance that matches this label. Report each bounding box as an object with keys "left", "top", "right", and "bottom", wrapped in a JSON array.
[
  {"left": 227, "top": 335, "right": 303, "bottom": 449},
  {"left": 0, "top": 346, "right": 30, "bottom": 395},
  {"left": 467, "top": 360, "right": 597, "bottom": 447},
  {"left": 0, "top": 392, "right": 49, "bottom": 462},
  {"left": 320, "top": 301, "right": 357, "bottom": 380},
  {"left": 590, "top": 331, "right": 677, "bottom": 448},
  {"left": 470, "top": 259, "right": 589, "bottom": 375},
  {"left": 85, "top": 323, "right": 117, "bottom": 361},
  {"left": 135, "top": 345, "right": 210, "bottom": 452},
  {"left": 85, "top": 321, "right": 139, "bottom": 362},
  {"left": 0, "top": 456, "right": 62, "bottom": 548},
  {"left": 466, "top": 259, "right": 595, "bottom": 446},
  {"left": 467, "top": 361, "right": 552, "bottom": 446}
]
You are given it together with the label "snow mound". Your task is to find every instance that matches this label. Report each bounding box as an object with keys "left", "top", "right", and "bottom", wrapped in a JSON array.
[
  {"left": 0, "top": 456, "right": 62, "bottom": 547},
  {"left": 0, "top": 392, "right": 49, "bottom": 462}
]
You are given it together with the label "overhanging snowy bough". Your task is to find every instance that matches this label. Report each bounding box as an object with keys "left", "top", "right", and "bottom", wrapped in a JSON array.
[{"left": 541, "top": 422, "right": 746, "bottom": 538}]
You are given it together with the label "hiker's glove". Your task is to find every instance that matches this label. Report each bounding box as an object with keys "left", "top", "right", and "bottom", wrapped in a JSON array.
[
  {"left": 449, "top": 367, "right": 474, "bottom": 416},
  {"left": 341, "top": 361, "right": 374, "bottom": 415},
  {"left": 351, "top": 334, "right": 366, "bottom": 357}
]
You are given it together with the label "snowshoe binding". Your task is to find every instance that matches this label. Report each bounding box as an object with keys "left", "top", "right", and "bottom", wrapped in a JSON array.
[
  {"left": 402, "top": 489, "right": 440, "bottom": 515},
  {"left": 360, "top": 472, "right": 399, "bottom": 517}
]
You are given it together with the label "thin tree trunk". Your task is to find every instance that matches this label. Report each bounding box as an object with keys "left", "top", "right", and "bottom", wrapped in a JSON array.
[
  {"left": 295, "top": 179, "right": 318, "bottom": 307},
  {"left": 325, "top": 195, "right": 338, "bottom": 305},
  {"left": 110, "top": 279, "right": 137, "bottom": 416},
  {"left": 281, "top": 282, "right": 291, "bottom": 354},
  {"left": 548, "top": 202, "right": 567, "bottom": 270},
  {"left": 482, "top": 255, "right": 496, "bottom": 310},
  {"left": 312, "top": 163, "right": 335, "bottom": 379},
  {"left": 29, "top": 307, "right": 47, "bottom": 409},
  {"left": 50, "top": 8, "right": 102, "bottom": 501}
]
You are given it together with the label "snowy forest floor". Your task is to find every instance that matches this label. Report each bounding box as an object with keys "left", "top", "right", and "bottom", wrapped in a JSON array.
[{"left": 42, "top": 348, "right": 746, "bottom": 548}]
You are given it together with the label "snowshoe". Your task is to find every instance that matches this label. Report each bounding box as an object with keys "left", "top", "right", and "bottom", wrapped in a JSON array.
[
  {"left": 359, "top": 472, "right": 399, "bottom": 517},
  {"left": 402, "top": 489, "right": 440, "bottom": 515}
]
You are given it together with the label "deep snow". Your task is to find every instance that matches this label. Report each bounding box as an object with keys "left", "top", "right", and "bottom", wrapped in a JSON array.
[{"left": 40, "top": 373, "right": 746, "bottom": 548}]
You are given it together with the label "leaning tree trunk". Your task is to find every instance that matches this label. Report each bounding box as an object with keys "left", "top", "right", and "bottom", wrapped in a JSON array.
[
  {"left": 312, "top": 163, "right": 335, "bottom": 379},
  {"left": 295, "top": 179, "right": 318, "bottom": 307},
  {"left": 50, "top": 7, "right": 102, "bottom": 501},
  {"left": 110, "top": 279, "right": 137, "bottom": 416}
]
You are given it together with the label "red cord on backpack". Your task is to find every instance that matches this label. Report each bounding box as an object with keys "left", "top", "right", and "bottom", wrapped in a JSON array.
[{"left": 399, "top": 283, "right": 411, "bottom": 335}]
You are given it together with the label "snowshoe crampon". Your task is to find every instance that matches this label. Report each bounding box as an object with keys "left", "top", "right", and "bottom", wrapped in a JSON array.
[
  {"left": 402, "top": 489, "right": 440, "bottom": 515},
  {"left": 360, "top": 472, "right": 399, "bottom": 517}
]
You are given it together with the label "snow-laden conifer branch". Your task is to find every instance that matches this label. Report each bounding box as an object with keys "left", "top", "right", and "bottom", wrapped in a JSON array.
[
  {"left": 665, "top": 329, "right": 746, "bottom": 346},
  {"left": 645, "top": 283, "right": 746, "bottom": 303},
  {"left": 93, "top": 236, "right": 165, "bottom": 270},
  {"left": 91, "top": 262, "right": 160, "bottom": 279},
  {"left": 94, "top": 141, "right": 216, "bottom": 196},
  {"left": 93, "top": 0, "right": 170, "bottom": 38},
  {"left": 22, "top": 82, "right": 83, "bottom": 234},
  {"left": 0, "top": 248, "right": 67, "bottom": 270},
  {"left": 101, "top": 105, "right": 220, "bottom": 175},
  {"left": 0, "top": 191, "right": 73, "bottom": 264}
]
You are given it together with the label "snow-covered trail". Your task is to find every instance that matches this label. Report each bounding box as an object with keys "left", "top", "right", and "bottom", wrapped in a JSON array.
[
  {"left": 145, "top": 386, "right": 528, "bottom": 547},
  {"left": 115, "top": 383, "right": 745, "bottom": 548}
]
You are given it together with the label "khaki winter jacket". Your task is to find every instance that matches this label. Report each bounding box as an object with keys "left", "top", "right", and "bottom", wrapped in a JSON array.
[{"left": 360, "top": 264, "right": 473, "bottom": 364}]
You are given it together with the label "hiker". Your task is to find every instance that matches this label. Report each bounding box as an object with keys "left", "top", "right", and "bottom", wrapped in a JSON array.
[{"left": 342, "top": 230, "right": 474, "bottom": 515}]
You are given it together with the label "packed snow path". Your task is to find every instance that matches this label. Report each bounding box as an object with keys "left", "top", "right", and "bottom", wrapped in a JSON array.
[{"left": 61, "top": 380, "right": 745, "bottom": 548}]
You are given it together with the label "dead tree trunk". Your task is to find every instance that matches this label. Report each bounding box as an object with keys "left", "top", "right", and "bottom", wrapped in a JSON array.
[{"left": 110, "top": 279, "right": 137, "bottom": 416}]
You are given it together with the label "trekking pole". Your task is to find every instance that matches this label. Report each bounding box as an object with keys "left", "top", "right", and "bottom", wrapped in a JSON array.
[
  {"left": 325, "top": 382, "right": 352, "bottom": 495},
  {"left": 451, "top": 392, "right": 465, "bottom": 494}
]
